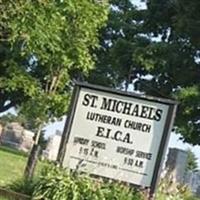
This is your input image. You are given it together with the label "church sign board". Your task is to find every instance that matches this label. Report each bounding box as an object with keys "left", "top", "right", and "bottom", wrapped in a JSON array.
[{"left": 59, "top": 82, "right": 177, "bottom": 193}]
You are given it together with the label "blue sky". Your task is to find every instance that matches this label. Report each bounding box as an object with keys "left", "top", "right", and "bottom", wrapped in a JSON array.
[{"left": 132, "top": 0, "right": 147, "bottom": 9}]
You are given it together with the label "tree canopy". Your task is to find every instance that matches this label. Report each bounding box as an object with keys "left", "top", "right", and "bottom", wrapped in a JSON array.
[
  {"left": 87, "top": 0, "right": 148, "bottom": 89},
  {"left": 0, "top": 0, "right": 108, "bottom": 124},
  {"left": 87, "top": 0, "right": 200, "bottom": 145}
]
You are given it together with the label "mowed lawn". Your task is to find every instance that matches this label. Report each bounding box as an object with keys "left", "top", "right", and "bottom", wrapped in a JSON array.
[
  {"left": 0, "top": 146, "right": 43, "bottom": 187},
  {"left": 0, "top": 197, "right": 9, "bottom": 200},
  {"left": 0, "top": 146, "right": 27, "bottom": 186}
]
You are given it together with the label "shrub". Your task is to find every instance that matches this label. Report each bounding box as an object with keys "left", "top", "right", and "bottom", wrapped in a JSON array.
[
  {"left": 7, "top": 177, "right": 38, "bottom": 196},
  {"left": 155, "top": 177, "right": 199, "bottom": 200},
  {"left": 100, "top": 181, "right": 142, "bottom": 200},
  {"left": 32, "top": 164, "right": 144, "bottom": 200}
]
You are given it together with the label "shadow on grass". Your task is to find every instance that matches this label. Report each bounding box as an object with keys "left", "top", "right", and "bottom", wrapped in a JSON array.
[{"left": 0, "top": 145, "right": 28, "bottom": 157}]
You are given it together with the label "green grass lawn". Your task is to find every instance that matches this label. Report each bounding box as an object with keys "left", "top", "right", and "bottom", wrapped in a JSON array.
[
  {"left": 0, "top": 196, "right": 11, "bottom": 200},
  {"left": 0, "top": 145, "right": 43, "bottom": 187},
  {"left": 0, "top": 146, "right": 27, "bottom": 186},
  {"left": 0, "top": 197, "right": 9, "bottom": 200}
]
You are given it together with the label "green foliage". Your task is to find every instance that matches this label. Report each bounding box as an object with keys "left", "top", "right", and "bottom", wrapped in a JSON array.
[
  {"left": 0, "top": 112, "right": 37, "bottom": 131},
  {"left": 0, "top": 113, "right": 17, "bottom": 126},
  {"left": 145, "top": 0, "right": 200, "bottom": 47},
  {"left": 1, "top": 1, "right": 108, "bottom": 177},
  {"left": 33, "top": 164, "right": 143, "bottom": 200},
  {"left": 141, "top": 0, "right": 200, "bottom": 144},
  {"left": 0, "top": 0, "right": 108, "bottom": 122},
  {"left": 186, "top": 148, "right": 198, "bottom": 172},
  {"left": 174, "top": 86, "right": 200, "bottom": 144},
  {"left": 87, "top": 0, "right": 148, "bottom": 89},
  {"left": 87, "top": 0, "right": 200, "bottom": 145},
  {"left": 156, "top": 178, "right": 198, "bottom": 200},
  {"left": 7, "top": 178, "right": 37, "bottom": 196},
  {"left": 100, "top": 182, "right": 142, "bottom": 200}
]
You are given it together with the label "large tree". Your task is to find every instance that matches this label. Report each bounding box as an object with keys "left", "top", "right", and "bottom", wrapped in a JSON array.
[
  {"left": 87, "top": 0, "right": 149, "bottom": 89},
  {"left": 0, "top": 0, "right": 108, "bottom": 116},
  {"left": 0, "top": 0, "right": 108, "bottom": 178},
  {"left": 139, "top": 0, "right": 200, "bottom": 145},
  {"left": 87, "top": 0, "right": 200, "bottom": 145}
]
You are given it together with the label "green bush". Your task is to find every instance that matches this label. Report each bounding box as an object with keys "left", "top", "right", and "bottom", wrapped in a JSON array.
[
  {"left": 6, "top": 162, "right": 200, "bottom": 200},
  {"left": 7, "top": 177, "right": 37, "bottom": 196},
  {"left": 155, "top": 177, "right": 200, "bottom": 200},
  {"left": 100, "top": 182, "right": 142, "bottom": 200},
  {"left": 33, "top": 164, "right": 143, "bottom": 200}
]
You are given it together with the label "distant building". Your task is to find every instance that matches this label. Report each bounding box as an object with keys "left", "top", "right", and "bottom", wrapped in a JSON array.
[
  {"left": 43, "top": 130, "right": 62, "bottom": 161},
  {"left": 0, "top": 122, "right": 34, "bottom": 152},
  {"left": 165, "top": 148, "right": 188, "bottom": 183},
  {"left": 184, "top": 170, "right": 200, "bottom": 196}
]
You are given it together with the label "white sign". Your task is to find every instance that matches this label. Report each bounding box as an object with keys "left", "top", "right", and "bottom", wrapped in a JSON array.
[{"left": 62, "top": 85, "right": 176, "bottom": 187}]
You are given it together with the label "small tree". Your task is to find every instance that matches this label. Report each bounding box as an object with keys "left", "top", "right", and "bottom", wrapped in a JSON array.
[{"left": 186, "top": 148, "right": 198, "bottom": 172}]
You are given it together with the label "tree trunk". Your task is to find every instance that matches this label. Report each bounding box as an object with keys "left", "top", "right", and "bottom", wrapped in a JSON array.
[
  {"left": 24, "top": 124, "right": 42, "bottom": 179},
  {"left": 24, "top": 144, "right": 40, "bottom": 179}
]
